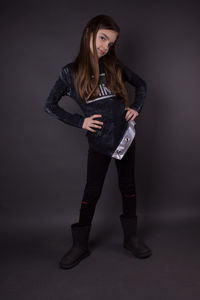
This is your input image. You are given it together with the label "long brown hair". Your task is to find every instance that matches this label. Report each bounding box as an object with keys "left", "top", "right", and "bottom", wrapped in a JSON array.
[{"left": 72, "top": 15, "right": 129, "bottom": 106}]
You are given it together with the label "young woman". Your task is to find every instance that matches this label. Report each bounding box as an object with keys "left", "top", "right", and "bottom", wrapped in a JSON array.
[{"left": 44, "top": 15, "right": 152, "bottom": 269}]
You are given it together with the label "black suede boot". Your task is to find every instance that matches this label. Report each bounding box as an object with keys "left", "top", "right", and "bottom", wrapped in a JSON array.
[
  {"left": 59, "top": 222, "right": 91, "bottom": 269},
  {"left": 120, "top": 214, "right": 152, "bottom": 258}
]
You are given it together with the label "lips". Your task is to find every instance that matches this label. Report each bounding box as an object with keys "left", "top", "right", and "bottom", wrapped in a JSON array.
[{"left": 98, "top": 49, "right": 105, "bottom": 55}]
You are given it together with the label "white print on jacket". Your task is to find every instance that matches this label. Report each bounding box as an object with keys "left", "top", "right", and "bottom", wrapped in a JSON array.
[{"left": 87, "top": 73, "right": 115, "bottom": 103}]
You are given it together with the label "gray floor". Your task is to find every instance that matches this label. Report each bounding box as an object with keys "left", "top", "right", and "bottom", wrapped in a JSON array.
[{"left": 1, "top": 218, "right": 200, "bottom": 300}]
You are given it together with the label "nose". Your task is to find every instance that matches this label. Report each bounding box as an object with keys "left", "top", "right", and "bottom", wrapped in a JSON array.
[
  {"left": 103, "top": 42, "right": 109, "bottom": 51},
  {"left": 104, "top": 44, "right": 109, "bottom": 52}
]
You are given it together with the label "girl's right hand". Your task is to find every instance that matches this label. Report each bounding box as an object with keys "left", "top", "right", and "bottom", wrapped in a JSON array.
[{"left": 82, "top": 114, "right": 104, "bottom": 132}]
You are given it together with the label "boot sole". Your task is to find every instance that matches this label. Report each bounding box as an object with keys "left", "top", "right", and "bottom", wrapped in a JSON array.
[
  {"left": 123, "top": 245, "right": 152, "bottom": 259},
  {"left": 59, "top": 251, "right": 91, "bottom": 269}
]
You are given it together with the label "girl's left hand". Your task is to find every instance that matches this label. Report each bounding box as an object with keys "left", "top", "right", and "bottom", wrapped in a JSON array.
[{"left": 124, "top": 107, "right": 139, "bottom": 121}]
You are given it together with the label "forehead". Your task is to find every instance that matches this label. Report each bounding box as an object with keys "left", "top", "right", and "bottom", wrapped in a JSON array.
[{"left": 97, "top": 29, "right": 118, "bottom": 42}]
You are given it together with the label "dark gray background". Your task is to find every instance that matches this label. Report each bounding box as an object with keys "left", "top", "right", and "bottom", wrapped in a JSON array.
[{"left": 1, "top": 0, "right": 200, "bottom": 299}]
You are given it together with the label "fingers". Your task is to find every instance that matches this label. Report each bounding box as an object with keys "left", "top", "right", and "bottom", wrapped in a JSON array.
[
  {"left": 129, "top": 115, "right": 136, "bottom": 121},
  {"left": 125, "top": 108, "right": 139, "bottom": 121},
  {"left": 88, "top": 127, "right": 97, "bottom": 132},
  {"left": 93, "top": 120, "right": 104, "bottom": 125},
  {"left": 125, "top": 112, "right": 134, "bottom": 121},
  {"left": 87, "top": 114, "right": 104, "bottom": 132},
  {"left": 91, "top": 114, "right": 102, "bottom": 119},
  {"left": 91, "top": 124, "right": 102, "bottom": 129},
  {"left": 126, "top": 112, "right": 138, "bottom": 121},
  {"left": 88, "top": 124, "right": 101, "bottom": 132}
]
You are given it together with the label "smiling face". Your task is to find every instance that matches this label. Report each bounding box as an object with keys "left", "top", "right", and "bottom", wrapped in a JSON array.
[{"left": 89, "top": 29, "right": 118, "bottom": 59}]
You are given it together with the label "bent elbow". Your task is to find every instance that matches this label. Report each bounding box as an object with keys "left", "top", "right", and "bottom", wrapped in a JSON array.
[
  {"left": 43, "top": 103, "right": 53, "bottom": 115},
  {"left": 141, "top": 79, "right": 147, "bottom": 93}
]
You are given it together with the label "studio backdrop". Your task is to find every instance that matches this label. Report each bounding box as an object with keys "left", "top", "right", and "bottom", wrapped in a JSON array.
[{"left": 1, "top": 0, "right": 200, "bottom": 231}]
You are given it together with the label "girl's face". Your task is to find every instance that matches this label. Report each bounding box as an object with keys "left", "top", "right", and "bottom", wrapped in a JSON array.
[{"left": 89, "top": 29, "right": 118, "bottom": 59}]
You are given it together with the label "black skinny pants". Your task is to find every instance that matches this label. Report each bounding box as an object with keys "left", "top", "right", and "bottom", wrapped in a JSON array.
[{"left": 78, "top": 138, "right": 137, "bottom": 225}]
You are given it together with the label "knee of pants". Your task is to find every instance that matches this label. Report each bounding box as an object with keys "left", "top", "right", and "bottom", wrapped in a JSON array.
[
  {"left": 83, "top": 183, "right": 103, "bottom": 201},
  {"left": 80, "top": 200, "right": 97, "bottom": 213},
  {"left": 119, "top": 182, "right": 136, "bottom": 196}
]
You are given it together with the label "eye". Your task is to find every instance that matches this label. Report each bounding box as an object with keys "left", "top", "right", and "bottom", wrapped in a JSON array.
[{"left": 100, "top": 36, "right": 105, "bottom": 40}]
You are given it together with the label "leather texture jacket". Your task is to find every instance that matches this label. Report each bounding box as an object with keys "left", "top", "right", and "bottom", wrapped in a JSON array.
[{"left": 44, "top": 59, "right": 147, "bottom": 159}]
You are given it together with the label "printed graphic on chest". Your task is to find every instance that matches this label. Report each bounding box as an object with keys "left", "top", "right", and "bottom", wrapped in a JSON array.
[{"left": 88, "top": 73, "right": 115, "bottom": 103}]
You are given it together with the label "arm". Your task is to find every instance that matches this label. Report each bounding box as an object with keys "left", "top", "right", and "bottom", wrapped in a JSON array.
[
  {"left": 44, "top": 67, "right": 85, "bottom": 129},
  {"left": 121, "top": 63, "right": 147, "bottom": 113}
]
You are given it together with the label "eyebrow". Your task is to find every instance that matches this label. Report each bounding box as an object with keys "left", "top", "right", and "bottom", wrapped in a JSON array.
[{"left": 100, "top": 32, "right": 115, "bottom": 45}]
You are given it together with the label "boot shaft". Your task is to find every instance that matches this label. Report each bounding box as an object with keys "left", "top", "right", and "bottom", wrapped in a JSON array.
[
  {"left": 71, "top": 222, "right": 91, "bottom": 249},
  {"left": 120, "top": 214, "right": 138, "bottom": 239}
]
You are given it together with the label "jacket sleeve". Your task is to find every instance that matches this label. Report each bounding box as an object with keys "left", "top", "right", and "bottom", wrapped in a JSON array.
[
  {"left": 121, "top": 62, "right": 147, "bottom": 113},
  {"left": 43, "top": 66, "right": 85, "bottom": 129}
]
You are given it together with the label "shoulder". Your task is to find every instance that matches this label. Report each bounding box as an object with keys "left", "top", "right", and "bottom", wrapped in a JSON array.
[
  {"left": 61, "top": 62, "right": 74, "bottom": 76},
  {"left": 119, "top": 60, "right": 132, "bottom": 75},
  {"left": 62, "top": 62, "right": 74, "bottom": 71},
  {"left": 119, "top": 60, "right": 147, "bottom": 86},
  {"left": 59, "top": 62, "right": 74, "bottom": 85},
  {"left": 118, "top": 60, "right": 132, "bottom": 81}
]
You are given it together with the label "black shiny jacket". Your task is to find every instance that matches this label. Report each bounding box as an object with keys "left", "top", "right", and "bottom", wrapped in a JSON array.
[{"left": 44, "top": 60, "right": 147, "bottom": 157}]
